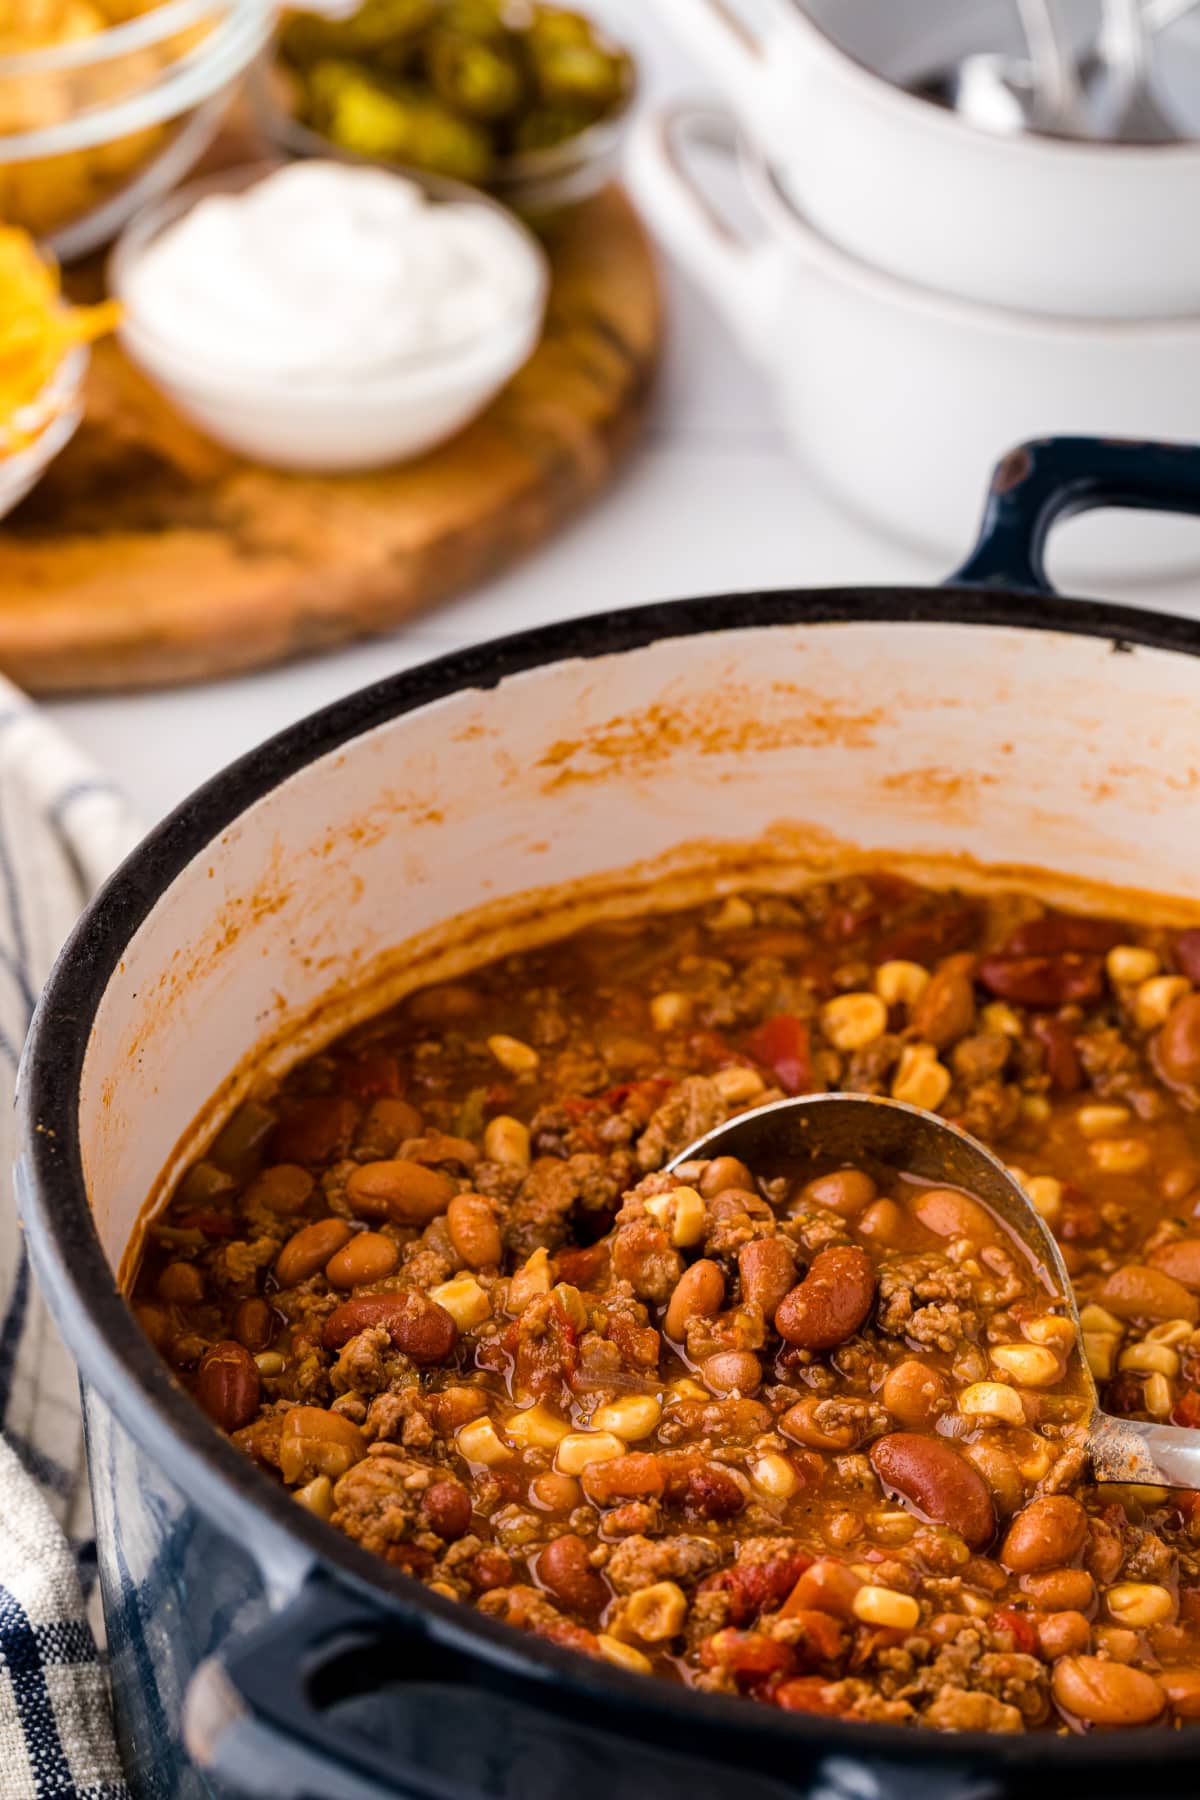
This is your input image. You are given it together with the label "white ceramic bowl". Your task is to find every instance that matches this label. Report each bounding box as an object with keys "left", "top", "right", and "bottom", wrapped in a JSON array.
[
  {"left": 630, "top": 103, "right": 1200, "bottom": 573},
  {"left": 0, "top": 343, "right": 89, "bottom": 521},
  {"left": 109, "top": 161, "right": 549, "bottom": 473},
  {"left": 664, "top": 0, "right": 1200, "bottom": 319}
]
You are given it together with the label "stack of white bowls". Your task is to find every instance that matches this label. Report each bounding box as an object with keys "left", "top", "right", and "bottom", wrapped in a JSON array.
[{"left": 631, "top": 0, "right": 1200, "bottom": 574}]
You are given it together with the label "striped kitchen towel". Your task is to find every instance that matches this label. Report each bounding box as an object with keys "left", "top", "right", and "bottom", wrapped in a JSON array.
[{"left": 0, "top": 683, "right": 140, "bottom": 1798}]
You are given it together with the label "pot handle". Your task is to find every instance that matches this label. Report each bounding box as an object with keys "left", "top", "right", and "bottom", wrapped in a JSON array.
[
  {"left": 951, "top": 435, "right": 1200, "bottom": 593},
  {"left": 628, "top": 103, "right": 785, "bottom": 355},
  {"left": 666, "top": 0, "right": 775, "bottom": 119}
]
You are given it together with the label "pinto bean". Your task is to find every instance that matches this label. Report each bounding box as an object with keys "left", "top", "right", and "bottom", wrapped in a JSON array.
[
  {"left": 664, "top": 1258, "right": 725, "bottom": 1342},
  {"left": 446, "top": 1193, "right": 503, "bottom": 1268},
  {"left": 1156, "top": 993, "right": 1200, "bottom": 1085},
  {"left": 537, "top": 1533, "right": 609, "bottom": 1613},
  {"left": 775, "top": 1246, "right": 875, "bottom": 1350},
  {"left": 1031, "top": 1016, "right": 1082, "bottom": 1093},
  {"left": 196, "top": 1341, "right": 261, "bottom": 1432},
  {"left": 242, "top": 1163, "right": 315, "bottom": 1215},
  {"left": 325, "top": 1231, "right": 399, "bottom": 1289},
  {"left": 1037, "top": 1611, "right": 1091, "bottom": 1659},
  {"left": 1099, "top": 1262, "right": 1199, "bottom": 1325},
  {"left": 977, "top": 953, "right": 1104, "bottom": 1008},
  {"left": 911, "top": 964, "right": 975, "bottom": 1049},
  {"left": 738, "top": 1238, "right": 796, "bottom": 1316},
  {"left": 1052, "top": 1655, "right": 1165, "bottom": 1727},
  {"left": 910, "top": 1187, "right": 997, "bottom": 1244},
  {"left": 1159, "top": 1669, "right": 1200, "bottom": 1718},
  {"left": 700, "top": 1157, "right": 753, "bottom": 1197},
  {"left": 855, "top": 1198, "right": 908, "bottom": 1248},
  {"left": 232, "top": 1297, "right": 274, "bottom": 1354},
  {"left": 702, "top": 1350, "right": 762, "bottom": 1395},
  {"left": 1148, "top": 1237, "right": 1200, "bottom": 1292},
  {"left": 346, "top": 1159, "right": 456, "bottom": 1225},
  {"left": 1000, "top": 1496, "right": 1087, "bottom": 1574},
  {"left": 780, "top": 1395, "right": 869, "bottom": 1453},
  {"left": 157, "top": 1261, "right": 204, "bottom": 1304},
  {"left": 1021, "top": 1567, "right": 1095, "bottom": 1612},
  {"left": 322, "top": 1290, "right": 458, "bottom": 1364},
  {"left": 881, "top": 1359, "right": 952, "bottom": 1431},
  {"left": 801, "top": 1170, "right": 876, "bottom": 1218},
  {"left": 279, "top": 1406, "right": 366, "bottom": 1484},
  {"left": 275, "top": 1218, "right": 353, "bottom": 1287},
  {"left": 870, "top": 1433, "right": 995, "bottom": 1550}
]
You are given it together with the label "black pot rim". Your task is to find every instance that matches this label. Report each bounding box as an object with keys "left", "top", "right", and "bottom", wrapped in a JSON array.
[{"left": 20, "top": 581, "right": 1200, "bottom": 1776}]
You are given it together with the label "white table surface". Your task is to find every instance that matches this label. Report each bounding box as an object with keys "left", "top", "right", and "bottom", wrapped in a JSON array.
[{"left": 44, "top": 4, "right": 1200, "bottom": 826}]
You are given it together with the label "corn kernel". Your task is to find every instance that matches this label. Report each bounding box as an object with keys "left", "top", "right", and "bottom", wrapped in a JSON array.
[
  {"left": 622, "top": 1581, "right": 688, "bottom": 1642},
  {"left": 959, "top": 1591, "right": 994, "bottom": 1618},
  {"left": 1026, "top": 1175, "right": 1064, "bottom": 1225},
  {"left": 507, "top": 1247, "right": 553, "bottom": 1313},
  {"left": 670, "top": 1378, "right": 708, "bottom": 1401},
  {"left": 293, "top": 1475, "right": 334, "bottom": 1520},
  {"left": 1083, "top": 1332, "right": 1119, "bottom": 1380},
  {"left": 821, "top": 992, "right": 888, "bottom": 1051},
  {"left": 550, "top": 1282, "right": 588, "bottom": 1329},
  {"left": 1107, "top": 945, "right": 1161, "bottom": 986},
  {"left": 1024, "top": 1315, "right": 1076, "bottom": 1351},
  {"left": 597, "top": 1634, "right": 653, "bottom": 1673},
  {"left": 982, "top": 1002, "right": 1023, "bottom": 1037},
  {"left": 852, "top": 1586, "right": 920, "bottom": 1631},
  {"left": 1021, "top": 1095, "right": 1052, "bottom": 1123},
  {"left": 1096, "top": 1482, "right": 1169, "bottom": 1508},
  {"left": 644, "top": 1185, "right": 707, "bottom": 1248},
  {"left": 1090, "top": 1138, "right": 1151, "bottom": 1174},
  {"left": 429, "top": 1274, "right": 491, "bottom": 1331},
  {"left": 747, "top": 1451, "right": 799, "bottom": 1499},
  {"left": 1077, "top": 1104, "right": 1132, "bottom": 1138},
  {"left": 487, "top": 1034, "right": 540, "bottom": 1075},
  {"left": 505, "top": 1404, "right": 571, "bottom": 1450},
  {"left": 484, "top": 1114, "right": 531, "bottom": 1167},
  {"left": 1119, "top": 1341, "right": 1180, "bottom": 1378},
  {"left": 1015, "top": 1439, "right": 1052, "bottom": 1482},
  {"left": 958, "top": 1381, "right": 1026, "bottom": 1425},
  {"left": 456, "top": 1417, "right": 513, "bottom": 1466},
  {"left": 1147, "top": 1318, "right": 1194, "bottom": 1347},
  {"left": 990, "top": 1344, "right": 1062, "bottom": 1387},
  {"left": 555, "top": 1430, "right": 626, "bottom": 1475},
  {"left": 1007, "top": 1165, "right": 1030, "bottom": 1188},
  {"left": 1136, "top": 974, "right": 1192, "bottom": 1031},
  {"left": 1106, "top": 1582, "right": 1174, "bottom": 1628},
  {"left": 591, "top": 1395, "right": 662, "bottom": 1441},
  {"left": 874, "top": 961, "right": 930, "bottom": 1007},
  {"left": 1080, "top": 1303, "right": 1125, "bottom": 1335},
  {"left": 709, "top": 895, "right": 754, "bottom": 931},
  {"left": 713, "top": 1065, "right": 767, "bottom": 1103},
  {"left": 1145, "top": 1372, "right": 1173, "bottom": 1417},
  {"left": 890, "top": 1044, "right": 952, "bottom": 1111},
  {"left": 650, "top": 991, "right": 691, "bottom": 1032},
  {"left": 255, "top": 1351, "right": 285, "bottom": 1377}
]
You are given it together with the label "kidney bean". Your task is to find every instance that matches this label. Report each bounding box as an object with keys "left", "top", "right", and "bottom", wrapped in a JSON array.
[
  {"left": 420, "top": 1480, "right": 472, "bottom": 1541},
  {"left": 1021, "top": 1567, "right": 1095, "bottom": 1612},
  {"left": 870, "top": 1433, "right": 995, "bottom": 1550},
  {"left": 1148, "top": 1237, "right": 1200, "bottom": 1292},
  {"left": 537, "top": 1533, "right": 609, "bottom": 1613},
  {"left": 1000, "top": 1496, "right": 1087, "bottom": 1574},
  {"left": 322, "top": 1290, "right": 459, "bottom": 1364},
  {"left": 279, "top": 1406, "right": 367, "bottom": 1484},
  {"left": 775, "top": 1246, "right": 876, "bottom": 1350},
  {"left": 801, "top": 1170, "right": 876, "bottom": 1219},
  {"left": 911, "top": 963, "right": 976, "bottom": 1050},
  {"left": 325, "top": 1231, "right": 399, "bottom": 1289},
  {"left": 1099, "top": 1262, "right": 1199, "bottom": 1324},
  {"left": 977, "top": 953, "right": 1104, "bottom": 1008},
  {"left": 1159, "top": 1669, "right": 1200, "bottom": 1718},
  {"left": 664, "top": 1258, "right": 725, "bottom": 1342},
  {"left": 1052, "top": 1655, "right": 1165, "bottom": 1727},
  {"left": 700, "top": 1157, "right": 753, "bottom": 1197},
  {"left": 665, "top": 1459, "right": 745, "bottom": 1521},
  {"left": 346, "top": 1159, "right": 456, "bottom": 1225},
  {"left": 1156, "top": 993, "right": 1200, "bottom": 1086},
  {"left": 738, "top": 1238, "right": 796, "bottom": 1316},
  {"left": 232, "top": 1297, "right": 274, "bottom": 1355},
  {"left": 157, "top": 1261, "right": 204, "bottom": 1305},
  {"left": 275, "top": 1218, "right": 354, "bottom": 1287},
  {"left": 1172, "top": 929, "right": 1200, "bottom": 983},
  {"left": 1004, "top": 915, "right": 1125, "bottom": 956},
  {"left": 1037, "top": 1611, "right": 1091, "bottom": 1659},
  {"left": 1030, "top": 1016, "right": 1082, "bottom": 1093},
  {"left": 911, "top": 1187, "right": 997, "bottom": 1243},
  {"left": 882, "top": 1359, "right": 952, "bottom": 1431},
  {"left": 274, "top": 1096, "right": 360, "bottom": 1166},
  {"left": 580, "top": 1452, "right": 664, "bottom": 1506},
  {"left": 195, "top": 1341, "right": 261, "bottom": 1432},
  {"left": 702, "top": 1350, "right": 762, "bottom": 1395}
]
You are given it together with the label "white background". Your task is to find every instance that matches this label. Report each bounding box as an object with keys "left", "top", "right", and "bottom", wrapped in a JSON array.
[{"left": 44, "top": 3, "right": 1200, "bottom": 825}]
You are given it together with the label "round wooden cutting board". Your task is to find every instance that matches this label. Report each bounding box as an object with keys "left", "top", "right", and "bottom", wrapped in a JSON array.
[{"left": 0, "top": 184, "right": 662, "bottom": 694}]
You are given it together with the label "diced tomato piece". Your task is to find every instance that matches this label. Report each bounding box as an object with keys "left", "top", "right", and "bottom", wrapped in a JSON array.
[
  {"left": 782, "top": 1559, "right": 862, "bottom": 1620},
  {"left": 699, "top": 1629, "right": 796, "bottom": 1690},
  {"left": 1172, "top": 1389, "right": 1200, "bottom": 1430},
  {"left": 340, "top": 1051, "right": 402, "bottom": 1100},
  {"left": 747, "top": 1014, "right": 812, "bottom": 1095},
  {"left": 774, "top": 1676, "right": 847, "bottom": 1716},
  {"left": 787, "top": 1608, "right": 846, "bottom": 1667},
  {"left": 989, "top": 1608, "right": 1038, "bottom": 1655},
  {"left": 1003, "top": 915, "right": 1124, "bottom": 956},
  {"left": 553, "top": 1243, "right": 608, "bottom": 1288},
  {"left": 724, "top": 1547, "right": 814, "bottom": 1626}
]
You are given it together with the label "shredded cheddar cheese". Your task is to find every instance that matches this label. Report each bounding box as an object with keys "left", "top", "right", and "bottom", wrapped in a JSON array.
[{"left": 0, "top": 224, "right": 118, "bottom": 451}]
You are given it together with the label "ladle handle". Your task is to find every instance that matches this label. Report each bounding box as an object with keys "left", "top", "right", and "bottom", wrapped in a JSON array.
[
  {"left": 950, "top": 435, "right": 1200, "bottom": 593},
  {"left": 1090, "top": 1409, "right": 1200, "bottom": 1487}
]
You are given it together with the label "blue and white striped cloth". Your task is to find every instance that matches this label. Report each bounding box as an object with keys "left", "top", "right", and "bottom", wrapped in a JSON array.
[{"left": 0, "top": 684, "right": 140, "bottom": 1798}]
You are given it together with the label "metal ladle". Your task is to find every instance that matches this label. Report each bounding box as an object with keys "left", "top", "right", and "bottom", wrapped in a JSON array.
[{"left": 667, "top": 1092, "right": 1200, "bottom": 1488}]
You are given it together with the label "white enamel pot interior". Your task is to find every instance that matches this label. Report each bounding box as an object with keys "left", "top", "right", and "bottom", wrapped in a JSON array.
[
  {"left": 21, "top": 579, "right": 1200, "bottom": 1790},
  {"left": 663, "top": 0, "right": 1200, "bottom": 318},
  {"left": 628, "top": 103, "right": 1200, "bottom": 581}
]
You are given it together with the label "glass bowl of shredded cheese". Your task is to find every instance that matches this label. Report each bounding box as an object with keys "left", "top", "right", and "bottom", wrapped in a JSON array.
[{"left": 0, "top": 0, "right": 273, "bottom": 261}]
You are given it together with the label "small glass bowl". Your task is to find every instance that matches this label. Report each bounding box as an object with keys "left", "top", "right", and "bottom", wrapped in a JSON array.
[
  {"left": 0, "top": 343, "right": 89, "bottom": 522},
  {"left": 109, "top": 159, "right": 550, "bottom": 471},
  {"left": 248, "top": 43, "right": 634, "bottom": 220},
  {"left": 0, "top": 0, "right": 274, "bottom": 261}
]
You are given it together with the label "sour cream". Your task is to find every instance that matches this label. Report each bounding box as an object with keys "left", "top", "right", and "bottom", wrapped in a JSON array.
[{"left": 121, "top": 160, "right": 545, "bottom": 382}]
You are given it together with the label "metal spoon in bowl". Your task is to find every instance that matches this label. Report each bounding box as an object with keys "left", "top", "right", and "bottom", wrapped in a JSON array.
[{"left": 667, "top": 1091, "right": 1200, "bottom": 1488}]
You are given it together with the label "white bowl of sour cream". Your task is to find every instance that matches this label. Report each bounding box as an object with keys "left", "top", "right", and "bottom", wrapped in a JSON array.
[{"left": 109, "top": 159, "right": 549, "bottom": 472}]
